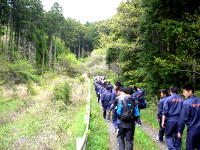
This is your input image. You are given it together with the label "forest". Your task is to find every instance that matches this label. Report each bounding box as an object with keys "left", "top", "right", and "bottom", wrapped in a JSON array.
[
  {"left": 0, "top": 0, "right": 200, "bottom": 149},
  {"left": 0, "top": 0, "right": 98, "bottom": 82},
  {"left": 100, "top": 0, "right": 200, "bottom": 98}
]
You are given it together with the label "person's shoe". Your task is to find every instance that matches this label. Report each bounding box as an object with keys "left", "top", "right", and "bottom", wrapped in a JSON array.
[
  {"left": 115, "top": 129, "right": 119, "bottom": 136},
  {"left": 156, "top": 136, "right": 163, "bottom": 142},
  {"left": 156, "top": 136, "right": 159, "bottom": 141},
  {"left": 136, "top": 122, "right": 142, "bottom": 127}
]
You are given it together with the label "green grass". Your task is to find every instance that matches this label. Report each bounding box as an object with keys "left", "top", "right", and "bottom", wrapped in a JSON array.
[
  {"left": 65, "top": 103, "right": 87, "bottom": 150},
  {"left": 141, "top": 104, "right": 159, "bottom": 129},
  {"left": 134, "top": 127, "right": 160, "bottom": 150},
  {"left": 0, "top": 76, "right": 89, "bottom": 150},
  {"left": 0, "top": 98, "right": 26, "bottom": 117},
  {"left": 86, "top": 83, "right": 109, "bottom": 150}
]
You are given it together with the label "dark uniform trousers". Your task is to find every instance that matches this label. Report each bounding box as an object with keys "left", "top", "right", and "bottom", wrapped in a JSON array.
[
  {"left": 118, "top": 125, "right": 135, "bottom": 150},
  {"left": 165, "top": 121, "right": 181, "bottom": 150},
  {"left": 158, "top": 117, "right": 165, "bottom": 141},
  {"left": 186, "top": 127, "right": 200, "bottom": 150}
]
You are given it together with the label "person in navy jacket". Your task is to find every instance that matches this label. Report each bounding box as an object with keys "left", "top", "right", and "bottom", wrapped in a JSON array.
[
  {"left": 157, "top": 89, "right": 169, "bottom": 142},
  {"left": 177, "top": 85, "right": 200, "bottom": 150},
  {"left": 101, "top": 85, "right": 112, "bottom": 120},
  {"left": 162, "top": 86, "right": 184, "bottom": 150}
]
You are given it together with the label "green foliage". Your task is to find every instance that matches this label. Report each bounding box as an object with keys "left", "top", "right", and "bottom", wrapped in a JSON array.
[
  {"left": 0, "top": 56, "right": 39, "bottom": 84},
  {"left": 86, "top": 84, "right": 109, "bottom": 150},
  {"left": 0, "top": 0, "right": 99, "bottom": 76},
  {"left": 53, "top": 82, "right": 71, "bottom": 105},
  {"left": 58, "top": 53, "right": 83, "bottom": 76},
  {"left": 98, "top": 0, "right": 200, "bottom": 97},
  {"left": 91, "top": 48, "right": 107, "bottom": 56}
]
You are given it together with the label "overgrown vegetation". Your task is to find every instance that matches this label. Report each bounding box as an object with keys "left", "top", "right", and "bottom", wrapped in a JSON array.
[
  {"left": 86, "top": 82, "right": 109, "bottom": 150},
  {"left": 53, "top": 81, "right": 71, "bottom": 105},
  {"left": 0, "top": 73, "right": 90, "bottom": 149}
]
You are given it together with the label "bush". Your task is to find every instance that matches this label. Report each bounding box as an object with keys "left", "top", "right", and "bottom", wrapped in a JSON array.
[
  {"left": 0, "top": 56, "right": 39, "bottom": 84},
  {"left": 53, "top": 82, "right": 71, "bottom": 105},
  {"left": 57, "top": 53, "right": 84, "bottom": 76}
]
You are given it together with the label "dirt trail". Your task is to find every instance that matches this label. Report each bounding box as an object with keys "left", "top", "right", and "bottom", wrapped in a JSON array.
[
  {"left": 141, "top": 121, "right": 168, "bottom": 150},
  {"left": 107, "top": 120, "right": 168, "bottom": 150},
  {"left": 107, "top": 121, "right": 118, "bottom": 150}
]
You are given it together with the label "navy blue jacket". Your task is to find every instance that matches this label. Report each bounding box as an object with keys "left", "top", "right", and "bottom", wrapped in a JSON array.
[
  {"left": 163, "top": 94, "right": 185, "bottom": 121},
  {"left": 157, "top": 97, "right": 168, "bottom": 119},
  {"left": 101, "top": 90, "right": 112, "bottom": 108},
  {"left": 178, "top": 95, "right": 200, "bottom": 133}
]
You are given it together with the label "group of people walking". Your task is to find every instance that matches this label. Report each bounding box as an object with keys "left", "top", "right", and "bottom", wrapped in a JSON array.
[
  {"left": 94, "top": 76, "right": 146, "bottom": 150},
  {"left": 93, "top": 76, "right": 200, "bottom": 150},
  {"left": 157, "top": 85, "right": 200, "bottom": 150}
]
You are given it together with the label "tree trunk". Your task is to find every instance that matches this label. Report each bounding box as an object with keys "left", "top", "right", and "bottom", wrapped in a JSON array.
[
  {"left": 82, "top": 39, "right": 85, "bottom": 58},
  {"left": 78, "top": 38, "right": 81, "bottom": 58},
  {"left": 28, "top": 41, "right": 31, "bottom": 60},
  {"left": 17, "top": 29, "right": 21, "bottom": 51},
  {"left": 4, "top": 25, "right": 9, "bottom": 56},
  {"left": 49, "top": 36, "right": 53, "bottom": 69},
  {"left": 42, "top": 48, "right": 45, "bottom": 74},
  {"left": 54, "top": 36, "right": 57, "bottom": 69},
  {"left": 23, "top": 32, "right": 26, "bottom": 58},
  {"left": 193, "top": 49, "right": 196, "bottom": 91}
]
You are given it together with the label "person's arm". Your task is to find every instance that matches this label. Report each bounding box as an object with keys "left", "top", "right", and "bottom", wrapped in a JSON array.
[
  {"left": 109, "top": 99, "right": 117, "bottom": 111},
  {"left": 162, "top": 99, "right": 169, "bottom": 128},
  {"left": 177, "top": 103, "right": 190, "bottom": 138},
  {"left": 162, "top": 115, "right": 166, "bottom": 128},
  {"left": 157, "top": 100, "right": 162, "bottom": 121}
]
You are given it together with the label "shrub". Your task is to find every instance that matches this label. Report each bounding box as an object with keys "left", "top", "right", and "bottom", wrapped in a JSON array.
[
  {"left": 53, "top": 82, "right": 71, "bottom": 105},
  {"left": 57, "top": 53, "right": 84, "bottom": 76},
  {"left": 0, "top": 56, "right": 39, "bottom": 84}
]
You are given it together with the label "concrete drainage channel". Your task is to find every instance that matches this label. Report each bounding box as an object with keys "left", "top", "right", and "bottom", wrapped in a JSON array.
[{"left": 76, "top": 74, "right": 91, "bottom": 150}]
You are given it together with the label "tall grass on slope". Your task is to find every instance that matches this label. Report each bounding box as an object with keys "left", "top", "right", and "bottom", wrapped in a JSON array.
[{"left": 0, "top": 76, "right": 89, "bottom": 150}]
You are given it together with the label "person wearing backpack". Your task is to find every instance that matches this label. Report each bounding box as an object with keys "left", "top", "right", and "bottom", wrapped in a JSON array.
[
  {"left": 109, "top": 86, "right": 126, "bottom": 134},
  {"left": 117, "top": 87, "right": 140, "bottom": 150},
  {"left": 109, "top": 81, "right": 124, "bottom": 130}
]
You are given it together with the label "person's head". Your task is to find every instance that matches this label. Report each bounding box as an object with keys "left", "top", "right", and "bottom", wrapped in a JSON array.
[
  {"left": 116, "top": 87, "right": 124, "bottom": 96},
  {"left": 183, "top": 84, "right": 194, "bottom": 98},
  {"left": 160, "top": 89, "right": 169, "bottom": 98},
  {"left": 169, "top": 86, "right": 178, "bottom": 95},
  {"left": 123, "top": 86, "right": 133, "bottom": 96},
  {"left": 132, "top": 86, "right": 138, "bottom": 92},
  {"left": 115, "top": 81, "right": 122, "bottom": 89}
]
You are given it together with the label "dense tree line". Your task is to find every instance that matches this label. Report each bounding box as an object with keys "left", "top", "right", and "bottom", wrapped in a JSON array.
[
  {"left": 98, "top": 0, "right": 200, "bottom": 97},
  {"left": 0, "top": 0, "right": 98, "bottom": 83},
  {"left": 0, "top": 0, "right": 98, "bottom": 70}
]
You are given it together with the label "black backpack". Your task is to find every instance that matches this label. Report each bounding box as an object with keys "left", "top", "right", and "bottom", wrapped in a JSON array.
[{"left": 120, "top": 97, "right": 138, "bottom": 122}]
